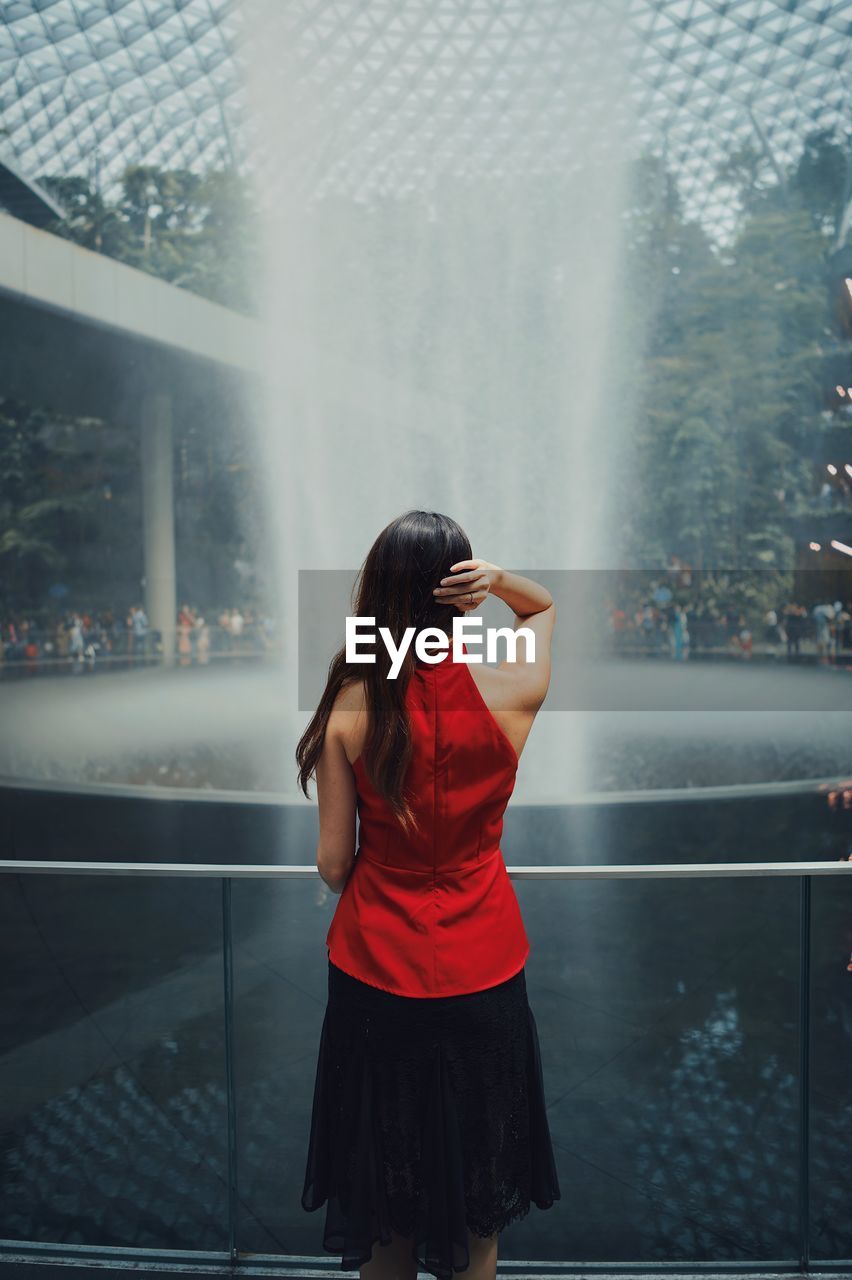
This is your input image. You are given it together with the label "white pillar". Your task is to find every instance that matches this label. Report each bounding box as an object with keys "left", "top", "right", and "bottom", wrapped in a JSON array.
[{"left": 140, "top": 391, "right": 176, "bottom": 667}]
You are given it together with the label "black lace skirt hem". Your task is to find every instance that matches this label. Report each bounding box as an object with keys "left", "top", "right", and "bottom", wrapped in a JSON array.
[{"left": 301, "top": 959, "right": 561, "bottom": 1279}]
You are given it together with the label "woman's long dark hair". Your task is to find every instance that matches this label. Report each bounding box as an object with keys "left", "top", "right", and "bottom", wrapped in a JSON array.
[{"left": 295, "top": 509, "right": 473, "bottom": 833}]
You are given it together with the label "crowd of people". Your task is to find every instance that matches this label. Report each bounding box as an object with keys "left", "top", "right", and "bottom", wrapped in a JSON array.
[
  {"left": 0, "top": 602, "right": 278, "bottom": 672},
  {"left": 3, "top": 580, "right": 852, "bottom": 675},
  {"left": 607, "top": 592, "right": 852, "bottom": 661}
]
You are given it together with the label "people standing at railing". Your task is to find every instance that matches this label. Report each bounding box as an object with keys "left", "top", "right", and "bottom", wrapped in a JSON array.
[
  {"left": 1, "top": 585, "right": 846, "bottom": 677},
  {"left": 258, "top": 609, "right": 277, "bottom": 652},
  {"left": 23, "top": 624, "right": 38, "bottom": 672},
  {"left": 127, "top": 604, "right": 149, "bottom": 660},
  {"left": 99, "top": 609, "right": 114, "bottom": 654},
  {"left": 55, "top": 619, "right": 69, "bottom": 660},
  {"left": 827, "top": 600, "right": 846, "bottom": 657},
  {"left": 829, "top": 600, "right": 850, "bottom": 659},
  {"left": 68, "top": 614, "right": 84, "bottom": 660},
  {"left": 0, "top": 602, "right": 281, "bottom": 673},
  {"left": 640, "top": 602, "right": 656, "bottom": 651},
  {"left": 195, "top": 614, "right": 211, "bottom": 664},
  {"left": 671, "top": 605, "right": 690, "bottom": 661},
  {"left": 730, "top": 614, "right": 753, "bottom": 660},
  {"left": 230, "top": 607, "right": 244, "bottom": 649},
  {"left": 217, "top": 607, "right": 233, "bottom": 651},
  {"left": 177, "top": 604, "right": 194, "bottom": 666},
  {"left": 784, "top": 602, "right": 804, "bottom": 659},
  {"left": 605, "top": 586, "right": 852, "bottom": 662},
  {"left": 610, "top": 602, "right": 628, "bottom": 654},
  {"left": 813, "top": 602, "right": 834, "bottom": 662},
  {"left": 764, "top": 608, "right": 786, "bottom": 658}
]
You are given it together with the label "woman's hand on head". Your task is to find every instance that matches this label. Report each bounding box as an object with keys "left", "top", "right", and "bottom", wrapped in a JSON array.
[{"left": 433, "top": 559, "right": 503, "bottom": 612}]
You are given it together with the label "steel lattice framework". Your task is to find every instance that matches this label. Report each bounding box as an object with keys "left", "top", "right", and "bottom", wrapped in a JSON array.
[{"left": 1, "top": 0, "right": 851, "bottom": 238}]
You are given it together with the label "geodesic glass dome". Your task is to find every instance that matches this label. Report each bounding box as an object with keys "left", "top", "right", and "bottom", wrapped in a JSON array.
[{"left": 1, "top": 0, "right": 850, "bottom": 239}]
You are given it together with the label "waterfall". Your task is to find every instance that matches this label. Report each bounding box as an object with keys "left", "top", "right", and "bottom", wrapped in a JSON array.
[{"left": 240, "top": 0, "right": 639, "bottom": 799}]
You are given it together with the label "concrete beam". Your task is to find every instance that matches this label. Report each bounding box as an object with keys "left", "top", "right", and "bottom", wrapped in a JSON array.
[{"left": 0, "top": 209, "right": 262, "bottom": 374}]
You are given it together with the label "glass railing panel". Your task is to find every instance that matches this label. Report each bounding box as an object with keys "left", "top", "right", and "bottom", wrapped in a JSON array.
[
  {"left": 0, "top": 871, "right": 228, "bottom": 1251},
  {"left": 809, "top": 869, "right": 852, "bottom": 1262},
  {"left": 513, "top": 870, "right": 802, "bottom": 1264},
  {"left": 231, "top": 866, "right": 803, "bottom": 1266},
  {"left": 230, "top": 872, "right": 326, "bottom": 1257}
]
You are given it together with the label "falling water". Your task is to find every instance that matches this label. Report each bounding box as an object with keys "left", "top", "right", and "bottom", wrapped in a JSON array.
[{"left": 240, "top": 0, "right": 641, "bottom": 799}]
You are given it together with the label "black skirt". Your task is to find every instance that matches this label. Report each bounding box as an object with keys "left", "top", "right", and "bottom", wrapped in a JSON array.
[{"left": 301, "top": 955, "right": 561, "bottom": 1279}]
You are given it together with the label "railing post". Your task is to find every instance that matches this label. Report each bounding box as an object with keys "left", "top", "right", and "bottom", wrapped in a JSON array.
[
  {"left": 798, "top": 872, "right": 811, "bottom": 1272},
  {"left": 222, "top": 875, "right": 239, "bottom": 1264}
]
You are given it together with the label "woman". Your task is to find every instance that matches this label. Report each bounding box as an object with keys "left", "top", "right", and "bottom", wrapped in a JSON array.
[{"left": 297, "top": 510, "right": 561, "bottom": 1280}]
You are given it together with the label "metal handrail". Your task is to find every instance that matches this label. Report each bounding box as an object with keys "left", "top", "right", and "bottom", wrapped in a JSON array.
[{"left": 2, "top": 857, "right": 852, "bottom": 877}]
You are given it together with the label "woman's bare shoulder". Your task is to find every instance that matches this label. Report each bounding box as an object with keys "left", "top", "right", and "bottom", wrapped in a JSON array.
[
  {"left": 468, "top": 656, "right": 549, "bottom": 713},
  {"left": 466, "top": 661, "right": 541, "bottom": 761},
  {"left": 332, "top": 676, "right": 367, "bottom": 713},
  {"left": 328, "top": 677, "right": 368, "bottom": 764}
]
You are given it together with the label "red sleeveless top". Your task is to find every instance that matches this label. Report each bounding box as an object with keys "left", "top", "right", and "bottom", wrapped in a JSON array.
[{"left": 325, "top": 645, "right": 531, "bottom": 997}]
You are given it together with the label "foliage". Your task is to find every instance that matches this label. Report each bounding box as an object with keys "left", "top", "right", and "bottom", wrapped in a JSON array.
[
  {"left": 0, "top": 399, "right": 139, "bottom": 609},
  {"left": 40, "top": 166, "right": 260, "bottom": 314},
  {"left": 620, "top": 129, "right": 849, "bottom": 571}
]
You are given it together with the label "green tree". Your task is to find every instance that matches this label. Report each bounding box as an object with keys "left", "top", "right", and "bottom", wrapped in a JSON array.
[
  {"left": 0, "top": 400, "right": 138, "bottom": 610},
  {"left": 41, "top": 165, "right": 260, "bottom": 314},
  {"left": 622, "top": 132, "right": 838, "bottom": 582}
]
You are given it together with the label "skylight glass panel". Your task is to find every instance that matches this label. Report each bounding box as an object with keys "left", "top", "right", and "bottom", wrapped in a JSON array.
[{"left": 1, "top": 0, "right": 850, "bottom": 242}]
